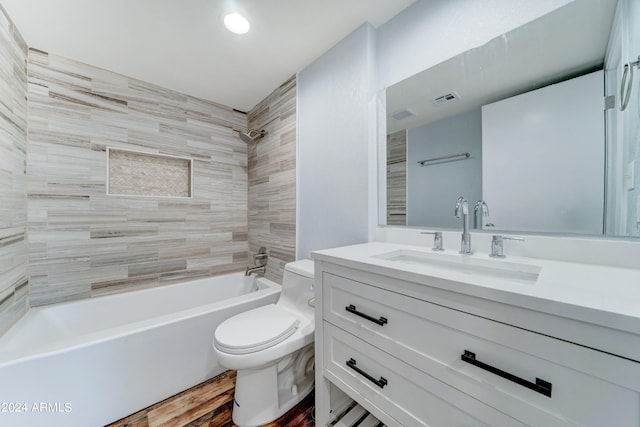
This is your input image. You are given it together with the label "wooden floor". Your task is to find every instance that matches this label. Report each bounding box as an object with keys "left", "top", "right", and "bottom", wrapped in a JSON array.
[{"left": 106, "top": 371, "right": 315, "bottom": 427}]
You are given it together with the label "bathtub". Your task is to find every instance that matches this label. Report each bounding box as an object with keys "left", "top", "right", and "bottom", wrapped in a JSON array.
[{"left": 0, "top": 273, "right": 280, "bottom": 427}]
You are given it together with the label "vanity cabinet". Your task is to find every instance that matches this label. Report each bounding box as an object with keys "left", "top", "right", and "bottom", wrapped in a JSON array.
[{"left": 314, "top": 260, "right": 640, "bottom": 427}]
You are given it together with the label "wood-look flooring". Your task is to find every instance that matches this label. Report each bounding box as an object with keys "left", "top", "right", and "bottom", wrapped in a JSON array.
[{"left": 106, "top": 370, "right": 315, "bottom": 427}]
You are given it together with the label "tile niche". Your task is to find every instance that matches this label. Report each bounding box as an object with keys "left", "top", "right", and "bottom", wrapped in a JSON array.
[{"left": 107, "top": 148, "right": 193, "bottom": 198}]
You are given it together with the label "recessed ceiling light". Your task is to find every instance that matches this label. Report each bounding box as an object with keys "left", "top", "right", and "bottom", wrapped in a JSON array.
[{"left": 224, "top": 12, "right": 250, "bottom": 34}]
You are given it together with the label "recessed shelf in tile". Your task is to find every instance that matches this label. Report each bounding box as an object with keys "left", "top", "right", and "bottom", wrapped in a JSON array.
[{"left": 107, "top": 148, "right": 192, "bottom": 198}]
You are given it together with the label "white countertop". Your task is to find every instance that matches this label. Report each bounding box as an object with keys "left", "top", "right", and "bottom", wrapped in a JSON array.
[{"left": 312, "top": 241, "right": 640, "bottom": 335}]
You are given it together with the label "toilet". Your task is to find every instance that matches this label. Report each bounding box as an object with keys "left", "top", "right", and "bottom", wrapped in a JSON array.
[{"left": 213, "top": 259, "right": 315, "bottom": 427}]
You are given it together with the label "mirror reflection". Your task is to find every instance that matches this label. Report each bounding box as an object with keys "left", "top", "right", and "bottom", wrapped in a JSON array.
[{"left": 382, "top": 0, "right": 640, "bottom": 237}]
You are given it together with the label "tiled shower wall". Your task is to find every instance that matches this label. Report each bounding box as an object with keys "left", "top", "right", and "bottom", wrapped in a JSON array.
[
  {"left": 27, "top": 49, "right": 249, "bottom": 306},
  {"left": 0, "top": 5, "right": 28, "bottom": 335},
  {"left": 386, "top": 130, "right": 407, "bottom": 226},
  {"left": 247, "top": 76, "right": 296, "bottom": 282}
]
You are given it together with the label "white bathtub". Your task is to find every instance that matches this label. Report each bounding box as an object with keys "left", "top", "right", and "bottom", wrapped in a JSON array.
[{"left": 0, "top": 273, "right": 280, "bottom": 427}]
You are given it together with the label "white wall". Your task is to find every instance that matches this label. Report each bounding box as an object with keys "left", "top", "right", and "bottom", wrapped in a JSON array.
[
  {"left": 376, "top": 0, "right": 572, "bottom": 89},
  {"left": 297, "top": 24, "right": 377, "bottom": 259},
  {"left": 482, "top": 71, "right": 605, "bottom": 234},
  {"left": 604, "top": 3, "right": 624, "bottom": 235},
  {"left": 622, "top": 0, "right": 640, "bottom": 235},
  {"left": 604, "top": 0, "right": 640, "bottom": 237}
]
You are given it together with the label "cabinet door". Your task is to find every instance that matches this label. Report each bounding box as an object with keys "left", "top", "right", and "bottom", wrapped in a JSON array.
[
  {"left": 323, "top": 272, "right": 640, "bottom": 426},
  {"left": 324, "top": 322, "right": 525, "bottom": 427}
]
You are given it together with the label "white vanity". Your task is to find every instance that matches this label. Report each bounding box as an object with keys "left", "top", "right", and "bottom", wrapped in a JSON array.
[
  {"left": 311, "top": 0, "right": 640, "bottom": 424},
  {"left": 313, "top": 238, "right": 640, "bottom": 426}
]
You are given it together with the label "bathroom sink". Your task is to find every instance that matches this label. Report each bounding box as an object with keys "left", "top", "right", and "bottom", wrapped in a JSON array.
[{"left": 373, "top": 249, "right": 541, "bottom": 284}]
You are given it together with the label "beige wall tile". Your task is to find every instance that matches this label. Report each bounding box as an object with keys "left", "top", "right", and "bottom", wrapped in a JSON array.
[
  {"left": 27, "top": 49, "right": 249, "bottom": 305},
  {"left": 387, "top": 130, "right": 407, "bottom": 226},
  {"left": 247, "top": 75, "right": 297, "bottom": 283},
  {"left": 0, "top": 4, "right": 28, "bottom": 334}
]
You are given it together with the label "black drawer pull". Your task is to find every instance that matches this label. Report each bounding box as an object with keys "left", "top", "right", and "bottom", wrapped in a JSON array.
[
  {"left": 346, "top": 358, "right": 388, "bottom": 389},
  {"left": 345, "top": 304, "right": 388, "bottom": 326},
  {"left": 461, "top": 350, "right": 552, "bottom": 397}
]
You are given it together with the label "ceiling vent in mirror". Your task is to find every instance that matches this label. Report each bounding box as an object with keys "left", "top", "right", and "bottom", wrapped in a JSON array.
[
  {"left": 391, "top": 108, "right": 416, "bottom": 121},
  {"left": 432, "top": 92, "right": 460, "bottom": 106}
]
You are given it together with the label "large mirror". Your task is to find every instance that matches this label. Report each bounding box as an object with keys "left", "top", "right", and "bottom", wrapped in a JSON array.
[{"left": 382, "top": 0, "right": 640, "bottom": 238}]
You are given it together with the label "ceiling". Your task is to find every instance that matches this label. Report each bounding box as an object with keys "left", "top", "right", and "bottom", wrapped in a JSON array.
[
  {"left": 386, "top": 0, "right": 617, "bottom": 134},
  {"left": 1, "top": 0, "right": 415, "bottom": 112}
]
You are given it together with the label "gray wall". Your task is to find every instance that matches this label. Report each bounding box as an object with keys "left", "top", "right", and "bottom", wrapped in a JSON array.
[
  {"left": 27, "top": 49, "right": 249, "bottom": 306},
  {"left": 407, "top": 109, "right": 482, "bottom": 228},
  {"left": 0, "top": 4, "right": 28, "bottom": 335},
  {"left": 297, "top": 23, "right": 377, "bottom": 259},
  {"left": 247, "top": 75, "right": 297, "bottom": 282}
]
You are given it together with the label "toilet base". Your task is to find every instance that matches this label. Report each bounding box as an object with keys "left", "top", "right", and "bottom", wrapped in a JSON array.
[{"left": 231, "top": 343, "right": 314, "bottom": 427}]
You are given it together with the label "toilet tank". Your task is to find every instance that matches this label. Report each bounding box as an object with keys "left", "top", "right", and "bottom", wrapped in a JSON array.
[{"left": 277, "top": 259, "right": 314, "bottom": 315}]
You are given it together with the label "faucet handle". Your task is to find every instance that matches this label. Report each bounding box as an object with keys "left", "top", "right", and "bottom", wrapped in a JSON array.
[
  {"left": 489, "top": 235, "right": 524, "bottom": 258},
  {"left": 252, "top": 247, "right": 268, "bottom": 265},
  {"left": 420, "top": 231, "right": 444, "bottom": 251}
]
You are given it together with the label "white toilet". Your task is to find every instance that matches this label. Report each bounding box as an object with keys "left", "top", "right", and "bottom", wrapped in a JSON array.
[{"left": 213, "top": 259, "right": 315, "bottom": 427}]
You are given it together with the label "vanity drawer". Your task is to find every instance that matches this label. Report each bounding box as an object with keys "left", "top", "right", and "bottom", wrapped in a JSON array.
[
  {"left": 323, "top": 322, "right": 525, "bottom": 427},
  {"left": 323, "top": 272, "right": 640, "bottom": 426}
]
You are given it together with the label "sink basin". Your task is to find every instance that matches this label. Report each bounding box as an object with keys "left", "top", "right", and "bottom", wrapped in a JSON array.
[{"left": 373, "top": 249, "right": 541, "bottom": 284}]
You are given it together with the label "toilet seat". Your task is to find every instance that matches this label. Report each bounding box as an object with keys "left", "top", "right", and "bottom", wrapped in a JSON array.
[{"left": 214, "top": 304, "right": 300, "bottom": 355}]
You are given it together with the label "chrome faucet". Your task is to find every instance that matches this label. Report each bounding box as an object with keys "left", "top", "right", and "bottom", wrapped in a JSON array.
[
  {"left": 474, "top": 200, "right": 489, "bottom": 229},
  {"left": 245, "top": 264, "right": 266, "bottom": 276},
  {"left": 454, "top": 196, "right": 472, "bottom": 254},
  {"left": 245, "top": 246, "right": 268, "bottom": 276}
]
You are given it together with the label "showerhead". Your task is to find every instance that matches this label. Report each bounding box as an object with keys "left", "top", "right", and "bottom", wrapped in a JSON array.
[
  {"left": 239, "top": 132, "right": 254, "bottom": 145},
  {"left": 238, "top": 129, "right": 266, "bottom": 144}
]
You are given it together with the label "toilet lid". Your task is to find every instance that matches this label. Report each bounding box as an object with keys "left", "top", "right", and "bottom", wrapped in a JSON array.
[{"left": 214, "top": 304, "right": 299, "bottom": 354}]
